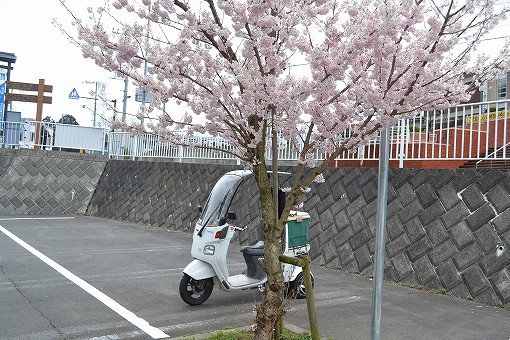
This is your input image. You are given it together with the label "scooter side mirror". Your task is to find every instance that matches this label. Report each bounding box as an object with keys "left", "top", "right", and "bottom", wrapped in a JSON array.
[
  {"left": 227, "top": 212, "right": 237, "bottom": 221},
  {"left": 218, "top": 212, "right": 236, "bottom": 226}
]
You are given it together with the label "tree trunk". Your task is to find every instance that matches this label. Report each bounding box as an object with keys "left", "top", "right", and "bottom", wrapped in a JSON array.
[
  {"left": 252, "top": 163, "right": 286, "bottom": 339},
  {"left": 255, "top": 235, "right": 285, "bottom": 339}
]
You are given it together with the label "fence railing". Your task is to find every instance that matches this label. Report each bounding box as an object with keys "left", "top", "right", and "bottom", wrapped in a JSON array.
[
  {"left": 475, "top": 141, "right": 510, "bottom": 169},
  {"left": 1, "top": 120, "right": 109, "bottom": 153},
  {"left": 332, "top": 99, "right": 509, "bottom": 165},
  {"left": 108, "top": 132, "right": 240, "bottom": 162},
  {"left": 3, "top": 99, "right": 509, "bottom": 167}
]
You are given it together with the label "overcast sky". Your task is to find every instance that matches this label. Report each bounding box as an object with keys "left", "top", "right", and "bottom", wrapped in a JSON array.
[
  {"left": 0, "top": 0, "right": 133, "bottom": 127},
  {"left": 1, "top": 0, "right": 509, "bottom": 127}
]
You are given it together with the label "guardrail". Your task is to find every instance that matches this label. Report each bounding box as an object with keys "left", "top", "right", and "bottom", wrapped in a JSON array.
[{"left": 3, "top": 99, "right": 509, "bottom": 168}]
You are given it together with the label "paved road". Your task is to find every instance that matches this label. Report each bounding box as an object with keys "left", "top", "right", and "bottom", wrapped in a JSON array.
[{"left": 0, "top": 216, "right": 509, "bottom": 339}]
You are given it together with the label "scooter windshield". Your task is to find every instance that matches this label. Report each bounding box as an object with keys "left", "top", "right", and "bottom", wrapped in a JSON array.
[{"left": 198, "top": 173, "right": 245, "bottom": 227}]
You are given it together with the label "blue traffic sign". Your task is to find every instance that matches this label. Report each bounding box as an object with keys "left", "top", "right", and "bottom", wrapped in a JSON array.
[{"left": 68, "top": 88, "right": 80, "bottom": 100}]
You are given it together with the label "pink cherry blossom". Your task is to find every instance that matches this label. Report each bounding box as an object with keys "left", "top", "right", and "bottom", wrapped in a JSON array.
[{"left": 60, "top": 0, "right": 510, "bottom": 338}]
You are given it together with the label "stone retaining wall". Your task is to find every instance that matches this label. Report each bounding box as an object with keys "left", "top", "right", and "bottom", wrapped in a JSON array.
[
  {"left": 308, "top": 167, "right": 510, "bottom": 307},
  {"left": 1, "top": 150, "right": 508, "bottom": 308},
  {"left": 0, "top": 149, "right": 107, "bottom": 215},
  {"left": 88, "top": 160, "right": 510, "bottom": 307}
]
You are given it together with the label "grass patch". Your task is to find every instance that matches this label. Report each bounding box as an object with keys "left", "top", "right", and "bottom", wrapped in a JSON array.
[
  {"left": 187, "top": 328, "right": 329, "bottom": 339},
  {"left": 208, "top": 330, "right": 253, "bottom": 339},
  {"left": 427, "top": 288, "right": 449, "bottom": 296},
  {"left": 408, "top": 283, "right": 424, "bottom": 290}
]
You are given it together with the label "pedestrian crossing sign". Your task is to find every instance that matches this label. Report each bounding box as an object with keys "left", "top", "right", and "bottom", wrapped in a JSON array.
[{"left": 68, "top": 88, "right": 80, "bottom": 100}]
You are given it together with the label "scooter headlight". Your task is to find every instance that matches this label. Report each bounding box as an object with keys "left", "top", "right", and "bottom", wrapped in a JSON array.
[{"left": 203, "top": 245, "right": 215, "bottom": 255}]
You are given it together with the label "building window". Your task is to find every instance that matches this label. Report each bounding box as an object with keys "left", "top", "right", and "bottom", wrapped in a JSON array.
[{"left": 497, "top": 73, "right": 507, "bottom": 99}]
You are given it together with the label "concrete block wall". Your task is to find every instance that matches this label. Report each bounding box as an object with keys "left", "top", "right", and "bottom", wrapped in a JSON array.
[
  {"left": 306, "top": 167, "right": 510, "bottom": 307},
  {"left": 0, "top": 149, "right": 107, "bottom": 215},
  {"left": 88, "top": 160, "right": 278, "bottom": 245},
  {"left": 86, "top": 160, "right": 261, "bottom": 233},
  {"left": 1, "top": 150, "right": 508, "bottom": 308},
  {"left": 88, "top": 160, "right": 510, "bottom": 307}
]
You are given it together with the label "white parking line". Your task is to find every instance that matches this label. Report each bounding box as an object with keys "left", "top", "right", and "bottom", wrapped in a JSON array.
[{"left": 0, "top": 224, "right": 169, "bottom": 339}]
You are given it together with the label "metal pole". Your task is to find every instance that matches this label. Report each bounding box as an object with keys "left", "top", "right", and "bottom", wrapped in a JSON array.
[
  {"left": 399, "top": 119, "right": 405, "bottom": 168},
  {"left": 370, "top": 127, "right": 390, "bottom": 340},
  {"left": 141, "top": 72, "right": 147, "bottom": 126},
  {"left": 93, "top": 81, "right": 98, "bottom": 127},
  {"left": 4, "top": 61, "right": 12, "bottom": 120},
  {"left": 141, "top": 4, "right": 150, "bottom": 126},
  {"left": 122, "top": 76, "right": 128, "bottom": 122}
]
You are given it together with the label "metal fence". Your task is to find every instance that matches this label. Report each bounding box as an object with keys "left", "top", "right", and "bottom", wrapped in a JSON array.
[
  {"left": 108, "top": 132, "right": 240, "bottom": 162},
  {"left": 109, "top": 99, "right": 510, "bottom": 166},
  {"left": 1, "top": 120, "right": 109, "bottom": 153},
  {"left": 345, "top": 99, "right": 510, "bottom": 166},
  {"left": 3, "top": 99, "right": 509, "bottom": 167}
]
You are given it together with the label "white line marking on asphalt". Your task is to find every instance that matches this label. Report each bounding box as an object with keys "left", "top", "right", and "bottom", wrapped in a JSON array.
[
  {"left": 0, "top": 217, "right": 76, "bottom": 221},
  {"left": 0, "top": 224, "right": 169, "bottom": 339},
  {"left": 315, "top": 295, "right": 366, "bottom": 307}
]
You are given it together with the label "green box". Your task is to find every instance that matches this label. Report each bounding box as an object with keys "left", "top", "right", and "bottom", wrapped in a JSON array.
[{"left": 286, "top": 211, "right": 310, "bottom": 249}]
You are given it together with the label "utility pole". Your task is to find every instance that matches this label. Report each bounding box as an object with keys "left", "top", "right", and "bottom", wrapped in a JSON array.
[
  {"left": 111, "top": 28, "right": 130, "bottom": 123},
  {"left": 122, "top": 76, "right": 128, "bottom": 122},
  {"left": 82, "top": 80, "right": 99, "bottom": 127},
  {"left": 93, "top": 81, "right": 98, "bottom": 127},
  {"left": 140, "top": 3, "right": 150, "bottom": 126}
]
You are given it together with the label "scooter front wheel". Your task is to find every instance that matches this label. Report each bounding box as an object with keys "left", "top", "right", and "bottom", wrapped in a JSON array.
[{"left": 179, "top": 274, "right": 214, "bottom": 305}]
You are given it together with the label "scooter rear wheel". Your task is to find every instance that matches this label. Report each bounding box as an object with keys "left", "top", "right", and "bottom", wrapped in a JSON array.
[
  {"left": 288, "top": 271, "right": 314, "bottom": 299},
  {"left": 179, "top": 274, "right": 214, "bottom": 305}
]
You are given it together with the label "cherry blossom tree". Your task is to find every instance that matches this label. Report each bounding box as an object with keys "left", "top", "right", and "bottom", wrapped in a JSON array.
[{"left": 60, "top": 0, "right": 509, "bottom": 338}]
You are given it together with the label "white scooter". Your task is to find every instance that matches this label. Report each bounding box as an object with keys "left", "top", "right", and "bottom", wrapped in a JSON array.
[{"left": 179, "top": 170, "right": 314, "bottom": 305}]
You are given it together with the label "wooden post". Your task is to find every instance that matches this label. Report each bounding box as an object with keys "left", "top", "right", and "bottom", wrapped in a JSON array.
[
  {"left": 301, "top": 255, "right": 319, "bottom": 340},
  {"left": 279, "top": 255, "right": 319, "bottom": 339},
  {"left": 279, "top": 255, "right": 305, "bottom": 267},
  {"left": 34, "top": 79, "right": 45, "bottom": 150},
  {"left": 4, "top": 79, "right": 52, "bottom": 150}
]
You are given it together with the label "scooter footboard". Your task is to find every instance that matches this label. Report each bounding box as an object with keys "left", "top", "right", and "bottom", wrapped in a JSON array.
[
  {"left": 183, "top": 259, "right": 216, "bottom": 280},
  {"left": 243, "top": 253, "right": 266, "bottom": 280}
]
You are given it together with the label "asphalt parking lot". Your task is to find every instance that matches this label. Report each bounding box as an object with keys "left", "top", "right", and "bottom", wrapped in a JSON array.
[{"left": 1, "top": 215, "right": 509, "bottom": 340}]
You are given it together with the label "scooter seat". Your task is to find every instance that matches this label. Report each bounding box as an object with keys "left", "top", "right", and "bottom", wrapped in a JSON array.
[{"left": 240, "top": 240, "right": 264, "bottom": 256}]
